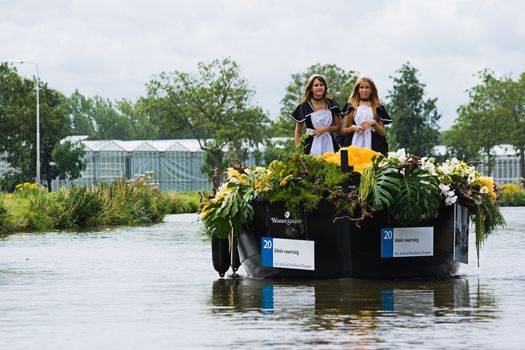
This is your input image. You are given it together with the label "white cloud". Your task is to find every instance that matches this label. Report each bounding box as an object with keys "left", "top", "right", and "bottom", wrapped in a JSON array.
[{"left": 2, "top": 0, "right": 524, "bottom": 129}]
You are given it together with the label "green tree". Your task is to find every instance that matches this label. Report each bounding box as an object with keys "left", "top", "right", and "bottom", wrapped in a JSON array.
[
  {"left": 116, "top": 98, "right": 158, "bottom": 139},
  {"left": 0, "top": 62, "right": 79, "bottom": 190},
  {"left": 386, "top": 63, "right": 441, "bottom": 156},
  {"left": 90, "top": 96, "right": 134, "bottom": 140},
  {"left": 447, "top": 70, "right": 508, "bottom": 175},
  {"left": 51, "top": 140, "right": 86, "bottom": 182},
  {"left": 271, "top": 63, "right": 358, "bottom": 137},
  {"left": 501, "top": 73, "right": 525, "bottom": 185},
  {"left": 141, "top": 58, "right": 270, "bottom": 189},
  {"left": 67, "top": 90, "right": 159, "bottom": 140},
  {"left": 67, "top": 89, "right": 96, "bottom": 136}
]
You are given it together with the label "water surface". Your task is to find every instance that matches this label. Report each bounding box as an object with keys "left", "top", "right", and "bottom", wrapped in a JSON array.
[{"left": 1, "top": 208, "right": 524, "bottom": 349}]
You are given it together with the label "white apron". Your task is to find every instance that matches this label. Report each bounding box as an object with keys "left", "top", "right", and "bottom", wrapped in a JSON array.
[
  {"left": 307, "top": 109, "right": 334, "bottom": 156},
  {"left": 351, "top": 106, "right": 374, "bottom": 149}
]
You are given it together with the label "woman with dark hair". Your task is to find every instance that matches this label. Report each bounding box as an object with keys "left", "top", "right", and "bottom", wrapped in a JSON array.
[
  {"left": 339, "top": 76, "right": 392, "bottom": 155},
  {"left": 290, "top": 74, "right": 341, "bottom": 156}
]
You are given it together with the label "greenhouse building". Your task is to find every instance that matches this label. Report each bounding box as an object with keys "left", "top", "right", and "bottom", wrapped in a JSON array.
[{"left": 51, "top": 139, "right": 265, "bottom": 192}]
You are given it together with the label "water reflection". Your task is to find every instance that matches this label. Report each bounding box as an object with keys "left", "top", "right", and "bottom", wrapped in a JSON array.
[{"left": 210, "top": 277, "right": 496, "bottom": 326}]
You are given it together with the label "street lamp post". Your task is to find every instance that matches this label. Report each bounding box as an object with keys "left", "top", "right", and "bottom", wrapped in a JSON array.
[{"left": 7, "top": 59, "right": 41, "bottom": 184}]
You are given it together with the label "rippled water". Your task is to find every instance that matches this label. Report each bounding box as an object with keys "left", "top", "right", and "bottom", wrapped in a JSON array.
[{"left": 1, "top": 208, "right": 525, "bottom": 349}]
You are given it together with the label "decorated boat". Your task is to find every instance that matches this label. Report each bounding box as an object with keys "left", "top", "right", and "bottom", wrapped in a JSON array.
[{"left": 200, "top": 147, "right": 504, "bottom": 279}]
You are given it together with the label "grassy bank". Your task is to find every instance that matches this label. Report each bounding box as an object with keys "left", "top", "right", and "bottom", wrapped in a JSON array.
[{"left": 0, "top": 178, "right": 201, "bottom": 235}]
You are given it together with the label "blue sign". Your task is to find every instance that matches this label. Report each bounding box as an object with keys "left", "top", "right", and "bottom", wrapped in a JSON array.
[
  {"left": 261, "top": 237, "right": 273, "bottom": 267},
  {"left": 381, "top": 227, "right": 434, "bottom": 258},
  {"left": 381, "top": 228, "right": 394, "bottom": 258}
]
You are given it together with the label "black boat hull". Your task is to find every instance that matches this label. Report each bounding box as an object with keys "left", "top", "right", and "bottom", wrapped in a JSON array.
[{"left": 236, "top": 198, "right": 469, "bottom": 279}]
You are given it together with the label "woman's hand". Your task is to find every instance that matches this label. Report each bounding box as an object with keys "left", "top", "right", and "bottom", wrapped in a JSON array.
[
  {"left": 354, "top": 125, "right": 365, "bottom": 134},
  {"left": 312, "top": 126, "right": 329, "bottom": 137},
  {"left": 344, "top": 124, "right": 365, "bottom": 135},
  {"left": 360, "top": 119, "right": 377, "bottom": 129}
]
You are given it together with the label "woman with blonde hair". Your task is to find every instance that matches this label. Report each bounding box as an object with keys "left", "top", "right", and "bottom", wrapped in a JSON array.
[
  {"left": 290, "top": 74, "right": 341, "bottom": 156},
  {"left": 339, "top": 76, "right": 392, "bottom": 155}
]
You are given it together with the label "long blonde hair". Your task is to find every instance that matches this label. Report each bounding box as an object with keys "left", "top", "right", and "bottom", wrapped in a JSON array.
[
  {"left": 347, "top": 76, "right": 381, "bottom": 119},
  {"left": 300, "top": 74, "right": 332, "bottom": 104}
]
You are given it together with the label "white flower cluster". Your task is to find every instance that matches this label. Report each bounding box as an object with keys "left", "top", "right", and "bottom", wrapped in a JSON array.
[
  {"left": 387, "top": 148, "right": 407, "bottom": 163},
  {"left": 439, "top": 183, "right": 458, "bottom": 206},
  {"left": 418, "top": 157, "right": 437, "bottom": 176},
  {"left": 437, "top": 158, "right": 478, "bottom": 184}
]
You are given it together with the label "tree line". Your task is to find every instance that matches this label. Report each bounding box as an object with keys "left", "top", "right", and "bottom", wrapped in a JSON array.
[{"left": 1, "top": 59, "right": 523, "bottom": 191}]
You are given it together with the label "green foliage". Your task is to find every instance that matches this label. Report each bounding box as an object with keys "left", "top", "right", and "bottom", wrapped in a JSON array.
[
  {"left": 272, "top": 63, "right": 357, "bottom": 137},
  {"left": 447, "top": 70, "right": 508, "bottom": 173},
  {"left": 200, "top": 176, "right": 257, "bottom": 239},
  {"left": 0, "top": 62, "right": 71, "bottom": 189},
  {"left": 51, "top": 140, "right": 86, "bottom": 181},
  {"left": 447, "top": 70, "right": 525, "bottom": 182},
  {"left": 499, "top": 73, "right": 525, "bottom": 185},
  {"left": 1, "top": 174, "right": 172, "bottom": 233},
  {"left": 265, "top": 154, "right": 341, "bottom": 215},
  {"left": 66, "top": 90, "right": 159, "bottom": 140},
  {"left": 164, "top": 192, "right": 200, "bottom": 214},
  {"left": 97, "top": 176, "right": 168, "bottom": 225},
  {"left": 385, "top": 63, "right": 441, "bottom": 156},
  {"left": 475, "top": 199, "right": 506, "bottom": 266},
  {"left": 359, "top": 156, "right": 441, "bottom": 224},
  {"left": 200, "top": 151, "right": 357, "bottom": 239},
  {"left": 0, "top": 197, "right": 14, "bottom": 235}
]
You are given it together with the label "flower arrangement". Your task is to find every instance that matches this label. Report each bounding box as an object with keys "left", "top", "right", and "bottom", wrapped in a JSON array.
[{"left": 199, "top": 147, "right": 504, "bottom": 258}]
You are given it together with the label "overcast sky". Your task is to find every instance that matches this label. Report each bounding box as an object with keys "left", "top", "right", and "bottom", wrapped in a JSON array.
[{"left": 2, "top": 0, "right": 524, "bottom": 130}]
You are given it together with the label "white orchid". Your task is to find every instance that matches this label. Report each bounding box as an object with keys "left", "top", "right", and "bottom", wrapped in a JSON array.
[
  {"left": 419, "top": 157, "right": 436, "bottom": 175},
  {"left": 387, "top": 148, "right": 407, "bottom": 163},
  {"left": 439, "top": 183, "right": 457, "bottom": 206}
]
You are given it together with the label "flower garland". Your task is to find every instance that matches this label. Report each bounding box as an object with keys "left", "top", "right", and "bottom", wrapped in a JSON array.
[{"left": 199, "top": 147, "right": 504, "bottom": 259}]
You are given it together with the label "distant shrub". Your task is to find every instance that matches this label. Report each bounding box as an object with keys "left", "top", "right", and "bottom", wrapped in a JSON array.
[
  {"left": 165, "top": 192, "right": 200, "bottom": 214},
  {"left": 499, "top": 184, "right": 525, "bottom": 207},
  {"left": 0, "top": 197, "right": 14, "bottom": 235},
  {"left": 2, "top": 176, "right": 202, "bottom": 234}
]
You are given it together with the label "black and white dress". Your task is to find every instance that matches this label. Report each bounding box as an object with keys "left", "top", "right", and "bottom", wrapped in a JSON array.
[
  {"left": 340, "top": 103, "right": 393, "bottom": 155},
  {"left": 290, "top": 99, "right": 340, "bottom": 156}
]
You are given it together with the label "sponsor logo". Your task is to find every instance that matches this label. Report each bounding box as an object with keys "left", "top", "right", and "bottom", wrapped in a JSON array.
[{"left": 269, "top": 210, "right": 302, "bottom": 225}]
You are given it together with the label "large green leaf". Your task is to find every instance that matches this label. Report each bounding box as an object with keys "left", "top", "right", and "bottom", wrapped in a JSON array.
[
  {"left": 390, "top": 167, "right": 441, "bottom": 223},
  {"left": 372, "top": 167, "right": 401, "bottom": 211}
]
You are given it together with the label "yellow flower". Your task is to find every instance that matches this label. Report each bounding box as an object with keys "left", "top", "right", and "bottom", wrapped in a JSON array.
[
  {"left": 199, "top": 205, "right": 213, "bottom": 219},
  {"left": 317, "top": 146, "right": 380, "bottom": 173},
  {"left": 254, "top": 180, "right": 270, "bottom": 192},
  {"left": 212, "top": 184, "right": 230, "bottom": 203},
  {"left": 268, "top": 161, "right": 277, "bottom": 174},
  {"left": 227, "top": 168, "right": 241, "bottom": 179},
  {"left": 279, "top": 174, "right": 293, "bottom": 187},
  {"left": 477, "top": 176, "right": 496, "bottom": 202}
]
